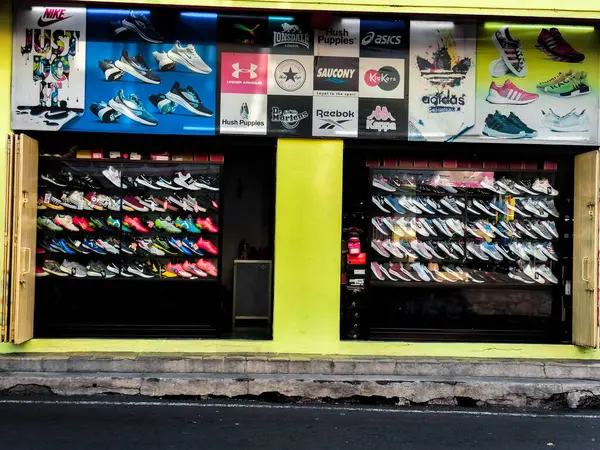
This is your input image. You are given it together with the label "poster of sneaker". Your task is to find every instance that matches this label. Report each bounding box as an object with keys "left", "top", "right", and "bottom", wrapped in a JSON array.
[
  {"left": 68, "top": 8, "right": 217, "bottom": 135},
  {"left": 11, "top": 6, "right": 86, "bottom": 131},
  {"left": 468, "top": 23, "right": 599, "bottom": 145},
  {"left": 407, "top": 21, "right": 476, "bottom": 142}
]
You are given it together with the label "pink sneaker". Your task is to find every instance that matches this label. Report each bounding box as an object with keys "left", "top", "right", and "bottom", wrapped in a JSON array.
[{"left": 486, "top": 80, "right": 539, "bottom": 105}]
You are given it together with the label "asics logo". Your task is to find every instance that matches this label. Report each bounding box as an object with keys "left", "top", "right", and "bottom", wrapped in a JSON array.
[{"left": 232, "top": 63, "right": 258, "bottom": 79}]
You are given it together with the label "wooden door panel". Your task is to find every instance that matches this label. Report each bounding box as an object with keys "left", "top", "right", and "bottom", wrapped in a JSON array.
[{"left": 0, "top": 135, "right": 15, "bottom": 342}]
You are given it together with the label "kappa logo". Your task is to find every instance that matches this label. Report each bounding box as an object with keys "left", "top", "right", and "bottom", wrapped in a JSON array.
[
  {"left": 273, "top": 23, "right": 310, "bottom": 49},
  {"left": 366, "top": 106, "right": 396, "bottom": 132},
  {"left": 271, "top": 107, "right": 309, "bottom": 130},
  {"left": 364, "top": 66, "right": 400, "bottom": 91},
  {"left": 316, "top": 67, "right": 356, "bottom": 84},
  {"left": 37, "top": 8, "right": 72, "bottom": 27},
  {"left": 274, "top": 60, "right": 306, "bottom": 92},
  {"left": 232, "top": 63, "right": 258, "bottom": 79},
  {"left": 361, "top": 31, "right": 402, "bottom": 46},
  {"left": 316, "top": 109, "right": 355, "bottom": 130}
]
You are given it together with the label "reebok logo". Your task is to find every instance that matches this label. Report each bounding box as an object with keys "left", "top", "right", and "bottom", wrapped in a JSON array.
[
  {"left": 361, "top": 31, "right": 402, "bottom": 46},
  {"left": 37, "top": 8, "right": 72, "bottom": 27},
  {"left": 316, "top": 109, "right": 355, "bottom": 119},
  {"left": 232, "top": 63, "right": 258, "bottom": 79},
  {"left": 366, "top": 106, "right": 396, "bottom": 132},
  {"left": 317, "top": 28, "right": 356, "bottom": 46}
]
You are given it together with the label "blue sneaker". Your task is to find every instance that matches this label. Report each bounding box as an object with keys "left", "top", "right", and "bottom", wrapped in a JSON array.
[
  {"left": 182, "top": 238, "right": 204, "bottom": 256},
  {"left": 168, "top": 237, "right": 192, "bottom": 256},
  {"left": 108, "top": 89, "right": 158, "bottom": 127},
  {"left": 53, "top": 239, "right": 76, "bottom": 255},
  {"left": 175, "top": 216, "right": 201, "bottom": 233},
  {"left": 82, "top": 239, "right": 107, "bottom": 255},
  {"left": 482, "top": 112, "right": 525, "bottom": 139},
  {"left": 383, "top": 196, "right": 405, "bottom": 214}
]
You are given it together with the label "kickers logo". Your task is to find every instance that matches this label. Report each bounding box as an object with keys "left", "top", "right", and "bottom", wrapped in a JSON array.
[
  {"left": 422, "top": 91, "right": 466, "bottom": 113},
  {"left": 221, "top": 53, "right": 267, "bottom": 94},
  {"left": 366, "top": 106, "right": 396, "bottom": 132},
  {"left": 273, "top": 23, "right": 310, "bottom": 49},
  {"left": 364, "top": 66, "right": 400, "bottom": 91},
  {"left": 37, "top": 8, "right": 72, "bottom": 27}
]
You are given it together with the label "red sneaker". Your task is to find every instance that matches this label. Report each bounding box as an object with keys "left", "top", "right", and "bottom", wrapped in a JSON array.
[
  {"left": 195, "top": 217, "right": 218, "bottom": 233},
  {"left": 165, "top": 262, "right": 192, "bottom": 278},
  {"left": 35, "top": 266, "right": 48, "bottom": 277},
  {"left": 124, "top": 215, "right": 149, "bottom": 233},
  {"left": 196, "top": 238, "right": 218, "bottom": 255},
  {"left": 182, "top": 260, "right": 207, "bottom": 278},
  {"left": 73, "top": 216, "right": 93, "bottom": 232},
  {"left": 196, "top": 258, "right": 218, "bottom": 277}
]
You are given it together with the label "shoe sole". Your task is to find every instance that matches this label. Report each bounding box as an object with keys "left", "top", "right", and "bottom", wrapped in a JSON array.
[
  {"left": 545, "top": 87, "right": 590, "bottom": 98},
  {"left": 109, "top": 98, "right": 158, "bottom": 127},
  {"left": 166, "top": 50, "right": 211, "bottom": 74},
  {"left": 542, "top": 121, "right": 589, "bottom": 132},
  {"left": 43, "top": 266, "right": 68, "bottom": 276},
  {"left": 156, "top": 181, "right": 182, "bottom": 190},
  {"left": 372, "top": 181, "right": 395, "bottom": 192},
  {"left": 121, "top": 19, "right": 163, "bottom": 43},
  {"left": 482, "top": 125, "right": 526, "bottom": 139},
  {"left": 495, "top": 181, "right": 521, "bottom": 195},
  {"left": 59, "top": 266, "right": 87, "bottom": 277},
  {"left": 486, "top": 94, "right": 538, "bottom": 105},
  {"left": 128, "top": 267, "right": 155, "bottom": 279},
  {"left": 166, "top": 91, "right": 213, "bottom": 117}
]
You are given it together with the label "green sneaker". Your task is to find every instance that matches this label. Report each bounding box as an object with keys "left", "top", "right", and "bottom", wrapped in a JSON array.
[
  {"left": 545, "top": 71, "right": 590, "bottom": 97},
  {"left": 89, "top": 217, "right": 110, "bottom": 231},
  {"left": 153, "top": 237, "right": 178, "bottom": 255},
  {"left": 37, "top": 216, "right": 63, "bottom": 231},
  {"left": 155, "top": 217, "right": 181, "bottom": 234},
  {"left": 536, "top": 70, "right": 571, "bottom": 90}
]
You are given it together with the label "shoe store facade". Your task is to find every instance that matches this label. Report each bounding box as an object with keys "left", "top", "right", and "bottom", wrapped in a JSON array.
[{"left": 3, "top": 0, "right": 600, "bottom": 359}]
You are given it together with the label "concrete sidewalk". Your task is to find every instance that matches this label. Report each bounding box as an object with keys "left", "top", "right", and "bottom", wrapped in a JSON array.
[{"left": 1, "top": 354, "right": 600, "bottom": 409}]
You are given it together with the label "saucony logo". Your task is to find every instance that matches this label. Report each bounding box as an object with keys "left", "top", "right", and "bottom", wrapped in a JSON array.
[{"left": 37, "top": 8, "right": 72, "bottom": 27}]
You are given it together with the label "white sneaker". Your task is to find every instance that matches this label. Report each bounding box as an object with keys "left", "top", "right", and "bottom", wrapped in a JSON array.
[
  {"left": 541, "top": 109, "right": 589, "bottom": 134},
  {"left": 152, "top": 51, "right": 176, "bottom": 71},
  {"left": 174, "top": 172, "right": 202, "bottom": 191},
  {"left": 419, "top": 219, "right": 437, "bottom": 236},
  {"left": 489, "top": 57, "right": 510, "bottom": 77},
  {"left": 446, "top": 218, "right": 464, "bottom": 236},
  {"left": 432, "top": 218, "right": 453, "bottom": 237},
  {"left": 410, "top": 240, "right": 432, "bottom": 259},
  {"left": 167, "top": 40, "right": 212, "bottom": 74},
  {"left": 522, "top": 199, "right": 548, "bottom": 218},
  {"left": 396, "top": 218, "right": 416, "bottom": 237},
  {"left": 411, "top": 218, "right": 430, "bottom": 237},
  {"left": 472, "top": 199, "right": 495, "bottom": 216},
  {"left": 509, "top": 242, "right": 530, "bottom": 261},
  {"left": 524, "top": 264, "right": 544, "bottom": 283},
  {"left": 102, "top": 166, "right": 122, "bottom": 188},
  {"left": 411, "top": 263, "right": 431, "bottom": 281},
  {"left": 532, "top": 178, "right": 559, "bottom": 196},
  {"left": 399, "top": 196, "right": 422, "bottom": 214},
  {"left": 536, "top": 265, "right": 558, "bottom": 284},
  {"left": 450, "top": 242, "right": 465, "bottom": 257},
  {"left": 529, "top": 221, "right": 553, "bottom": 240}
]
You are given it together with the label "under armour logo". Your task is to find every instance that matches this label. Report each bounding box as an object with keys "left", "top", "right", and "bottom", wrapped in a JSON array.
[{"left": 232, "top": 63, "right": 258, "bottom": 79}]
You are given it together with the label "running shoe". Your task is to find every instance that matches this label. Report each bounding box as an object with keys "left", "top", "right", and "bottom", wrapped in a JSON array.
[
  {"left": 540, "top": 242, "right": 558, "bottom": 261},
  {"left": 152, "top": 51, "right": 176, "bottom": 72},
  {"left": 381, "top": 239, "right": 403, "bottom": 258},
  {"left": 529, "top": 221, "right": 552, "bottom": 240},
  {"left": 437, "top": 242, "right": 459, "bottom": 260},
  {"left": 127, "top": 262, "right": 155, "bottom": 279},
  {"left": 481, "top": 242, "right": 503, "bottom": 261},
  {"left": 514, "top": 221, "right": 537, "bottom": 239},
  {"left": 168, "top": 237, "right": 192, "bottom": 256},
  {"left": 89, "top": 101, "right": 121, "bottom": 123},
  {"left": 486, "top": 80, "right": 538, "bottom": 105},
  {"left": 472, "top": 199, "right": 495, "bottom": 216},
  {"left": 372, "top": 217, "right": 388, "bottom": 235},
  {"left": 524, "top": 243, "right": 548, "bottom": 262},
  {"left": 479, "top": 176, "right": 504, "bottom": 194},
  {"left": 102, "top": 166, "right": 122, "bottom": 188},
  {"left": 87, "top": 261, "right": 115, "bottom": 278},
  {"left": 542, "top": 221, "right": 559, "bottom": 239},
  {"left": 371, "top": 239, "right": 390, "bottom": 257},
  {"left": 419, "top": 218, "right": 438, "bottom": 237},
  {"left": 423, "top": 242, "right": 445, "bottom": 260},
  {"left": 153, "top": 237, "right": 178, "bottom": 255},
  {"left": 156, "top": 176, "right": 182, "bottom": 191},
  {"left": 431, "top": 218, "right": 452, "bottom": 237},
  {"left": 109, "top": 89, "right": 158, "bottom": 127},
  {"left": 532, "top": 178, "right": 559, "bottom": 196},
  {"left": 155, "top": 216, "right": 182, "bottom": 234},
  {"left": 121, "top": 11, "right": 164, "bottom": 43},
  {"left": 536, "top": 71, "right": 572, "bottom": 91},
  {"left": 524, "top": 264, "right": 544, "bottom": 284},
  {"left": 439, "top": 197, "right": 462, "bottom": 214},
  {"left": 506, "top": 199, "right": 531, "bottom": 217},
  {"left": 411, "top": 263, "right": 431, "bottom": 282},
  {"left": 40, "top": 172, "right": 71, "bottom": 187},
  {"left": 165, "top": 262, "right": 192, "bottom": 279},
  {"left": 53, "top": 238, "right": 76, "bottom": 255},
  {"left": 166, "top": 81, "right": 214, "bottom": 117},
  {"left": 35, "top": 266, "right": 48, "bottom": 277},
  {"left": 495, "top": 177, "right": 521, "bottom": 195},
  {"left": 175, "top": 216, "right": 201, "bottom": 233},
  {"left": 522, "top": 199, "right": 548, "bottom": 218},
  {"left": 396, "top": 218, "right": 416, "bottom": 237},
  {"left": 389, "top": 264, "right": 412, "bottom": 282},
  {"left": 541, "top": 108, "right": 590, "bottom": 133},
  {"left": 72, "top": 216, "right": 93, "bottom": 232},
  {"left": 137, "top": 238, "right": 165, "bottom": 256},
  {"left": 182, "top": 238, "right": 205, "bottom": 256},
  {"left": 123, "top": 196, "right": 149, "bottom": 212},
  {"left": 372, "top": 195, "right": 391, "bottom": 213},
  {"left": 506, "top": 112, "right": 537, "bottom": 138},
  {"left": 42, "top": 260, "right": 68, "bottom": 276},
  {"left": 167, "top": 40, "right": 212, "bottom": 74},
  {"left": 467, "top": 242, "right": 489, "bottom": 261},
  {"left": 513, "top": 179, "right": 538, "bottom": 196},
  {"left": 411, "top": 218, "right": 430, "bottom": 238},
  {"left": 59, "top": 260, "right": 88, "bottom": 278},
  {"left": 372, "top": 175, "right": 396, "bottom": 192},
  {"left": 97, "top": 238, "right": 120, "bottom": 255},
  {"left": 193, "top": 175, "right": 219, "bottom": 191},
  {"left": 410, "top": 240, "right": 433, "bottom": 260},
  {"left": 38, "top": 216, "right": 63, "bottom": 231},
  {"left": 492, "top": 26, "right": 527, "bottom": 77},
  {"left": 536, "top": 265, "right": 558, "bottom": 284},
  {"left": 135, "top": 174, "right": 161, "bottom": 190},
  {"left": 81, "top": 239, "right": 107, "bottom": 255},
  {"left": 98, "top": 60, "right": 124, "bottom": 81},
  {"left": 508, "top": 268, "right": 535, "bottom": 284},
  {"left": 54, "top": 215, "right": 79, "bottom": 232},
  {"left": 397, "top": 196, "right": 421, "bottom": 214},
  {"left": 183, "top": 260, "right": 208, "bottom": 278},
  {"left": 196, "top": 238, "right": 218, "bottom": 255},
  {"left": 496, "top": 244, "right": 516, "bottom": 261},
  {"left": 545, "top": 71, "right": 590, "bottom": 97},
  {"left": 173, "top": 171, "right": 203, "bottom": 191},
  {"left": 124, "top": 215, "right": 149, "bottom": 233},
  {"left": 482, "top": 112, "right": 524, "bottom": 139},
  {"left": 106, "top": 263, "right": 121, "bottom": 275},
  {"left": 535, "top": 28, "right": 585, "bottom": 63},
  {"left": 196, "top": 217, "right": 218, "bottom": 233},
  {"left": 382, "top": 196, "right": 404, "bottom": 214},
  {"left": 84, "top": 192, "right": 105, "bottom": 211}
]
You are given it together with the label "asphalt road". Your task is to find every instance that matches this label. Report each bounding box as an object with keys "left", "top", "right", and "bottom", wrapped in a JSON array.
[{"left": 0, "top": 398, "right": 599, "bottom": 449}]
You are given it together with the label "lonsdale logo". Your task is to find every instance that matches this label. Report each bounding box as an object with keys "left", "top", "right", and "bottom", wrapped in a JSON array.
[
  {"left": 421, "top": 91, "right": 466, "bottom": 113},
  {"left": 37, "top": 8, "right": 72, "bottom": 27}
]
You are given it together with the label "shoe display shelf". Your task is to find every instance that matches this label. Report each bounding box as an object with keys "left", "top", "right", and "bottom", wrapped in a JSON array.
[
  {"left": 368, "top": 167, "right": 565, "bottom": 289},
  {"left": 35, "top": 158, "right": 222, "bottom": 282}
]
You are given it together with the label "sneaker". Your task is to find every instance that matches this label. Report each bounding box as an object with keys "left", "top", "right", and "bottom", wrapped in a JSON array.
[
  {"left": 437, "top": 242, "right": 459, "bottom": 260},
  {"left": 40, "top": 172, "right": 71, "bottom": 187},
  {"left": 480, "top": 176, "right": 504, "bottom": 194},
  {"left": 537, "top": 265, "right": 558, "bottom": 284},
  {"left": 506, "top": 199, "right": 531, "bottom": 217},
  {"left": 467, "top": 242, "right": 489, "bottom": 261},
  {"left": 389, "top": 264, "right": 412, "bottom": 282},
  {"left": 398, "top": 196, "right": 422, "bottom": 214},
  {"left": 524, "top": 264, "right": 544, "bottom": 284},
  {"left": 492, "top": 26, "right": 527, "bottom": 77},
  {"left": 495, "top": 177, "right": 521, "bottom": 195},
  {"left": 136, "top": 174, "right": 161, "bottom": 190},
  {"left": 124, "top": 215, "right": 149, "bottom": 233},
  {"left": 155, "top": 216, "right": 182, "bottom": 234},
  {"left": 440, "top": 197, "right": 462, "bottom": 214},
  {"left": 419, "top": 218, "right": 438, "bottom": 237},
  {"left": 167, "top": 40, "right": 212, "bottom": 74},
  {"left": 59, "top": 260, "right": 88, "bottom": 278},
  {"left": 489, "top": 57, "right": 509, "bottom": 77},
  {"left": 370, "top": 262, "right": 385, "bottom": 281},
  {"left": 196, "top": 259, "right": 218, "bottom": 277},
  {"left": 378, "top": 264, "right": 399, "bottom": 282},
  {"left": 536, "top": 28, "right": 584, "bottom": 62},
  {"left": 193, "top": 175, "right": 219, "bottom": 192},
  {"left": 474, "top": 220, "right": 495, "bottom": 239},
  {"left": 137, "top": 238, "right": 165, "bottom": 256},
  {"left": 423, "top": 242, "right": 445, "bottom": 260},
  {"left": 381, "top": 217, "right": 397, "bottom": 234},
  {"left": 522, "top": 199, "right": 548, "bottom": 218},
  {"left": 155, "top": 176, "right": 182, "bottom": 191},
  {"left": 398, "top": 241, "right": 418, "bottom": 259},
  {"left": 181, "top": 237, "right": 205, "bottom": 256},
  {"left": 414, "top": 197, "right": 435, "bottom": 214},
  {"left": 445, "top": 218, "right": 464, "bottom": 236},
  {"left": 53, "top": 238, "right": 76, "bottom": 255},
  {"left": 532, "top": 178, "right": 559, "bottom": 196},
  {"left": 411, "top": 263, "right": 431, "bottom": 282},
  {"left": 371, "top": 217, "right": 388, "bottom": 235},
  {"left": 541, "top": 108, "right": 590, "bottom": 133},
  {"left": 165, "top": 81, "right": 215, "bottom": 117},
  {"left": 81, "top": 239, "right": 107, "bottom": 255},
  {"left": 164, "top": 262, "right": 191, "bottom": 279},
  {"left": 372, "top": 195, "right": 391, "bottom": 213},
  {"left": 529, "top": 221, "right": 553, "bottom": 240},
  {"left": 89, "top": 100, "right": 121, "bottom": 122},
  {"left": 431, "top": 218, "right": 453, "bottom": 237},
  {"left": 121, "top": 11, "right": 163, "bottom": 43},
  {"left": 384, "top": 195, "right": 407, "bottom": 215},
  {"left": 506, "top": 112, "right": 537, "bottom": 138},
  {"left": 53, "top": 215, "right": 78, "bottom": 232},
  {"left": 482, "top": 112, "right": 525, "bottom": 139},
  {"left": 102, "top": 166, "right": 122, "bottom": 188},
  {"left": 127, "top": 262, "right": 155, "bottom": 279},
  {"left": 106, "top": 263, "right": 121, "bottom": 275},
  {"left": 486, "top": 80, "right": 539, "bottom": 105},
  {"left": 539, "top": 199, "right": 560, "bottom": 218},
  {"left": 173, "top": 172, "right": 202, "bottom": 192},
  {"left": 542, "top": 221, "right": 559, "bottom": 239},
  {"left": 83, "top": 192, "right": 104, "bottom": 211},
  {"left": 537, "top": 71, "right": 572, "bottom": 91},
  {"left": 35, "top": 266, "right": 49, "bottom": 277},
  {"left": 540, "top": 242, "right": 558, "bottom": 262},
  {"left": 500, "top": 221, "right": 520, "bottom": 238},
  {"left": 472, "top": 199, "right": 495, "bottom": 216},
  {"left": 488, "top": 222, "right": 508, "bottom": 239},
  {"left": 524, "top": 243, "right": 548, "bottom": 262},
  {"left": 411, "top": 218, "right": 430, "bottom": 237},
  {"left": 87, "top": 261, "right": 115, "bottom": 278},
  {"left": 183, "top": 260, "right": 208, "bottom": 278},
  {"left": 196, "top": 238, "right": 218, "bottom": 255},
  {"left": 380, "top": 239, "right": 402, "bottom": 258},
  {"left": 38, "top": 216, "right": 63, "bottom": 231},
  {"left": 394, "top": 218, "right": 414, "bottom": 237},
  {"left": 508, "top": 242, "right": 530, "bottom": 261},
  {"left": 372, "top": 174, "right": 396, "bottom": 192},
  {"left": 39, "top": 192, "right": 65, "bottom": 210},
  {"left": 464, "top": 222, "right": 481, "bottom": 238},
  {"left": 508, "top": 268, "right": 535, "bottom": 284},
  {"left": 123, "top": 196, "right": 149, "bottom": 212},
  {"left": 60, "top": 191, "right": 86, "bottom": 210},
  {"left": 514, "top": 221, "right": 537, "bottom": 239},
  {"left": 98, "top": 59, "right": 125, "bottom": 81},
  {"left": 545, "top": 71, "right": 590, "bottom": 97},
  {"left": 410, "top": 240, "right": 432, "bottom": 260},
  {"left": 107, "top": 216, "right": 122, "bottom": 230},
  {"left": 481, "top": 242, "right": 503, "bottom": 261},
  {"left": 109, "top": 89, "right": 158, "bottom": 127},
  {"left": 466, "top": 200, "right": 481, "bottom": 216},
  {"left": 42, "top": 260, "right": 68, "bottom": 276},
  {"left": 371, "top": 239, "right": 390, "bottom": 257},
  {"left": 426, "top": 198, "right": 447, "bottom": 215},
  {"left": 496, "top": 244, "right": 515, "bottom": 261},
  {"left": 152, "top": 51, "right": 176, "bottom": 71},
  {"left": 166, "top": 237, "right": 191, "bottom": 256},
  {"left": 114, "top": 50, "right": 161, "bottom": 85},
  {"left": 513, "top": 179, "right": 538, "bottom": 196}
]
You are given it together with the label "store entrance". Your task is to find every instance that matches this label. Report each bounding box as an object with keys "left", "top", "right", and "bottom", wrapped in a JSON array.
[{"left": 6, "top": 132, "right": 275, "bottom": 340}]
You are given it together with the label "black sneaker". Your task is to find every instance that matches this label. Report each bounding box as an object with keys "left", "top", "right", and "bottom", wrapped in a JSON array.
[
  {"left": 121, "top": 175, "right": 139, "bottom": 189},
  {"left": 193, "top": 175, "right": 219, "bottom": 191},
  {"left": 507, "top": 112, "right": 537, "bottom": 138},
  {"left": 41, "top": 171, "right": 72, "bottom": 187},
  {"left": 98, "top": 59, "right": 124, "bottom": 81},
  {"left": 127, "top": 262, "right": 155, "bottom": 278},
  {"left": 372, "top": 195, "right": 390, "bottom": 213},
  {"left": 114, "top": 50, "right": 161, "bottom": 85},
  {"left": 514, "top": 179, "right": 538, "bottom": 195},
  {"left": 148, "top": 93, "right": 177, "bottom": 114},
  {"left": 482, "top": 112, "right": 524, "bottom": 139},
  {"left": 72, "top": 174, "right": 100, "bottom": 190},
  {"left": 166, "top": 81, "right": 214, "bottom": 117},
  {"left": 121, "top": 11, "right": 164, "bottom": 43}
]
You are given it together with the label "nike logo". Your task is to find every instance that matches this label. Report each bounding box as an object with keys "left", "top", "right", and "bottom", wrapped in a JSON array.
[{"left": 37, "top": 8, "right": 72, "bottom": 27}]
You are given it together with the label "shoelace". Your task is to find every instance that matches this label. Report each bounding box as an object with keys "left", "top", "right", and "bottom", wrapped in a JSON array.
[{"left": 128, "top": 94, "right": 144, "bottom": 109}]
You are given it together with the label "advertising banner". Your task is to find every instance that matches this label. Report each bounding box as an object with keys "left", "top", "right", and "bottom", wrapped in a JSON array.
[
  {"left": 470, "top": 23, "right": 599, "bottom": 145},
  {"left": 11, "top": 6, "right": 86, "bottom": 131},
  {"left": 408, "top": 21, "right": 476, "bottom": 142}
]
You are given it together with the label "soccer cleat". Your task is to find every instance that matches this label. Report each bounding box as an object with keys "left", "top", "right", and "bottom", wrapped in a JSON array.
[
  {"left": 90, "top": 101, "right": 121, "bottom": 123},
  {"left": 482, "top": 112, "right": 525, "bottom": 139},
  {"left": 109, "top": 89, "right": 158, "bottom": 127},
  {"left": 107, "top": 216, "right": 122, "bottom": 230},
  {"left": 166, "top": 237, "right": 191, "bottom": 256},
  {"left": 166, "top": 81, "right": 214, "bottom": 117},
  {"left": 38, "top": 216, "right": 63, "bottom": 231},
  {"left": 155, "top": 217, "right": 182, "bottom": 234},
  {"left": 123, "top": 196, "right": 150, "bottom": 212},
  {"left": 196, "top": 217, "right": 218, "bottom": 233},
  {"left": 175, "top": 216, "right": 201, "bottom": 233},
  {"left": 535, "top": 28, "right": 585, "bottom": 63},
  {"left": 545, "top": 71, "right": 590, "bottom": 97},
  {"left": 372, "top": 195, "right": 391, "bottom": 213},
  {"left": 174, "top": 171, "right": 202, "bottom": 191},
  {"left": 165, "top": 262, "right": 193, "bottom": 279},
  {"left": 486, "top": 80, "right": 539, "bottom": 105},
  {"left": 492, "top": 26, "right": 527, "bottom": 77},
  {"left": 152, "top": 51, "right": 176, "bottom": 71},
  {"left": 72, "top": 216, "right": 93, "bottom": 232},
  {"left": 121, "top": 11, "right": 164, "bottom": 43},
  {"left": 137, "top": 238, "right": 165, "bottom": 256},
  {"left": 102, "top": 166, "right": 122, "bottom": 188},
  {"left": 124, "top": 215, "right": 149, "bottom": 233},
  {"left": 372, "top": 175, "right": 396, "bottom": 192},
  {"left": 59, "top": 260, "right": 88, "bottom": 278},
  {"left": 136, "top": 174, "right": 161, "bottom": 190},
  {"left": 98, "top": 59, "right": 124, "bottom": 81},
  {"left": 127, "top": 262, "right": 155, "bottom": 279},
  {"left": 182, "top": 261, "right": 208, "bottom": 278},
  {"left": 196, "top": 238, "right": 218, "bottom": 255},
  {"left": 54, "top": 215, "right": 79, "bottom": 232},
  {"left": 532, "top": 179, "right": 559, "bottom": 196},
  {"left": 167, "top": 41, "right": 212, "bottom": 74}
]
